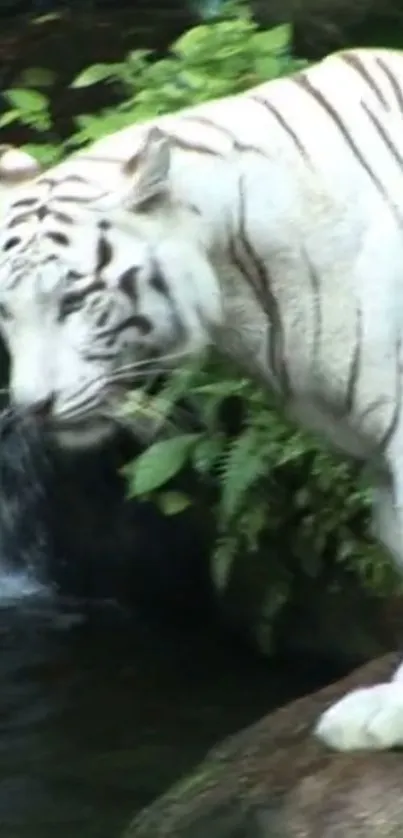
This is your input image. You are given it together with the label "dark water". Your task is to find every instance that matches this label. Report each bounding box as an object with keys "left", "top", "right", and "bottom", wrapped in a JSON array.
[
  {"left": 0, "top": 599, "right": 330, "bottom": 838},
  {"left": 0, "top": 416, "right": 332, "bottom": 838}
]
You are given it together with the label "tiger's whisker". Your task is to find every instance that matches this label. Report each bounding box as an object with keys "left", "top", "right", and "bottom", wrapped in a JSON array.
[{"left": 107, "top": 349, "right": 193, "bottom": 381}]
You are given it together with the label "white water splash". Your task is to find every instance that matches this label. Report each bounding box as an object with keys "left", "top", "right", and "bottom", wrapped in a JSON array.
[
  {"left": 0, "top": 566, "right": 47, "bottom": 607},
  {"left": 0, "top": 412, "right": 53, "bottom": 608}
]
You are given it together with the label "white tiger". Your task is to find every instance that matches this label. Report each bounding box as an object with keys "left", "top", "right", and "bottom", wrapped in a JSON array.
[{"left": 2, "top": 46, "right": 403, "bottom": 752}]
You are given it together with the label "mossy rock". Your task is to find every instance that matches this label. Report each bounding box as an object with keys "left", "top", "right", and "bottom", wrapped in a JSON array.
[{"left": 123, "top": 652, "right": 403, "bottom": 838}]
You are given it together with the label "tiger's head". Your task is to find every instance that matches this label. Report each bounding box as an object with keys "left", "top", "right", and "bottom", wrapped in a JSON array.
[{"left": 0, "top": 131, "right": 222, "bottom": 449}]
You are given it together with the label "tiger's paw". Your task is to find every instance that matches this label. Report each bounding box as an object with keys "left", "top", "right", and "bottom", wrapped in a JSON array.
[{"left": 314, "top": 683, "right": 403, "bottom": 751}]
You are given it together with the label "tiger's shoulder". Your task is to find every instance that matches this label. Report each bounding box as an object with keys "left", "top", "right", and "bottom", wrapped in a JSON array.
[{"left": 2, "top": 45, "right": 403, "bottom": 195}]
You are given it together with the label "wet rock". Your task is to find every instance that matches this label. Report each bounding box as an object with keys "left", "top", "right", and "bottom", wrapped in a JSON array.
[{"left": 123, "top": 652, "right": 403, "bottom": 837}]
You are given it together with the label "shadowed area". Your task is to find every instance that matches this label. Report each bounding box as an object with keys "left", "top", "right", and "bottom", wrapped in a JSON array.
[{"left": 0, "top": 408, "right": 215, "bottom": 625}]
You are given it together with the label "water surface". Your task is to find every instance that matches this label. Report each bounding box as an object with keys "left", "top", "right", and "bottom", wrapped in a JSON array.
[
  {"left": 0, "top": 591, "right": 331, "bottom": 838},
  {"left": 0, "top": 416, "right": 333, "bottom": 838}
]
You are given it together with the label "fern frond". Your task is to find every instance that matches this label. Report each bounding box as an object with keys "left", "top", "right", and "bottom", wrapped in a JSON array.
[
  {"left": 211, "top": 533, "right": 239, "bottom": 591},
  {"left": 218, "top": 424, "right": 268, "bottom": 525}
]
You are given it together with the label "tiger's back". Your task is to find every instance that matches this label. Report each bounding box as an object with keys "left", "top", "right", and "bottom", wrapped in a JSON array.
[
  {"left": 73, "top": 45, "right": 403, "bottom": 216},
  {"left": 47, "top": 46, "right": 403, "bottom": 221}
]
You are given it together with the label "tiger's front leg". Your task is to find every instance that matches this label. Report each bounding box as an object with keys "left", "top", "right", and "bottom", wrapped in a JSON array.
[{"left": 315, "top": 469, "right": 403, "bottom": 751}]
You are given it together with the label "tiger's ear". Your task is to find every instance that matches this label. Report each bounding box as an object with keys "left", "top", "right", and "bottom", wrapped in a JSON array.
[
  {"left": 0, "top": 145, "right": 41, "bottom": 189},
  {"left": 122, "top": 127, "right": 171, "bottom": 211}
]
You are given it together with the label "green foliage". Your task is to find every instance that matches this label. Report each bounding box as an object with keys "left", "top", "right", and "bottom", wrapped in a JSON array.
[
  {"left": 1, "top": 88, "right": 51, "bottom": 131},
  {"left": 0, "top": 2, "right": 305, "bottom": 155},
  {"left": 123, "top": 360, "right": 397, "bottom": 606},
  {"left": 124, "top": 433, "right": 200, "bottom": 496},
  {"left": 68, "top": 11, "right": 302, "bottom": 147},
  {"left": 1, "top": 1, "right": 397, "bottom": 650}
]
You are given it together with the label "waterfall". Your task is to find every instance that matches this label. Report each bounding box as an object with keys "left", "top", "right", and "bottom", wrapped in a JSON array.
[{"left": 0, "top": 411, "right": 52, "bottom": 605}]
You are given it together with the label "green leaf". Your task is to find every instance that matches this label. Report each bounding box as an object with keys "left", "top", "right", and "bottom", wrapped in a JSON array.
[
  {"left": 191, "top": 380, "right": 246, "bottom": 397},
  {"left": 211, "top": 536, "right": 237, "bottom": 591},
  {"left": 124, "top": 433, "right": 199, "bottom": 497},
  {"left": 32, "top": 12, "right": 63, "bottom": 24},
  {"left": 71, "top": 64, "right": 116, "bottom": 89},
  {"left": 16, "top": 67, "right": 56, "bottom": 88},
  {"left": 219, "top": 429, "right": 268, "bottom": 524},
  {"left": 156, "top": 491, "right": 192, "bottom": 515},
  {"left": 261, "top": 584, "right": 289, "bottom": 620},
  {"left": 22, "top": 143, "right": 60, "bottom": 166},
  {"left": 254, "top": 56, "right": 281, "bottom": 80},
  {"left": 5, "top": 88, "right": 49, "bottom": 114},
  {"left": 0, "top": 110, "right": 20, "bottom": 127},
  {"left": 192, "top": 435, "right": 224, "bottom": 475},
  {"left": 173, "top": 24, "right": 211, "bottom": 59},
  {"left": 252, "top": 25, "right": 291, "bottom": 55}
]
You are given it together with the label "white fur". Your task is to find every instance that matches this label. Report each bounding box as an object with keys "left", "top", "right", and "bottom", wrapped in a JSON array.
[
  {"left": 315, "top": 683, "right": 403, "bottom": 751},
  {"left": 316, "top": 654, "right": 403, "bottom": 751},
  {"left": 3, "top": 48, "right": 403, "bottom": 748}
]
